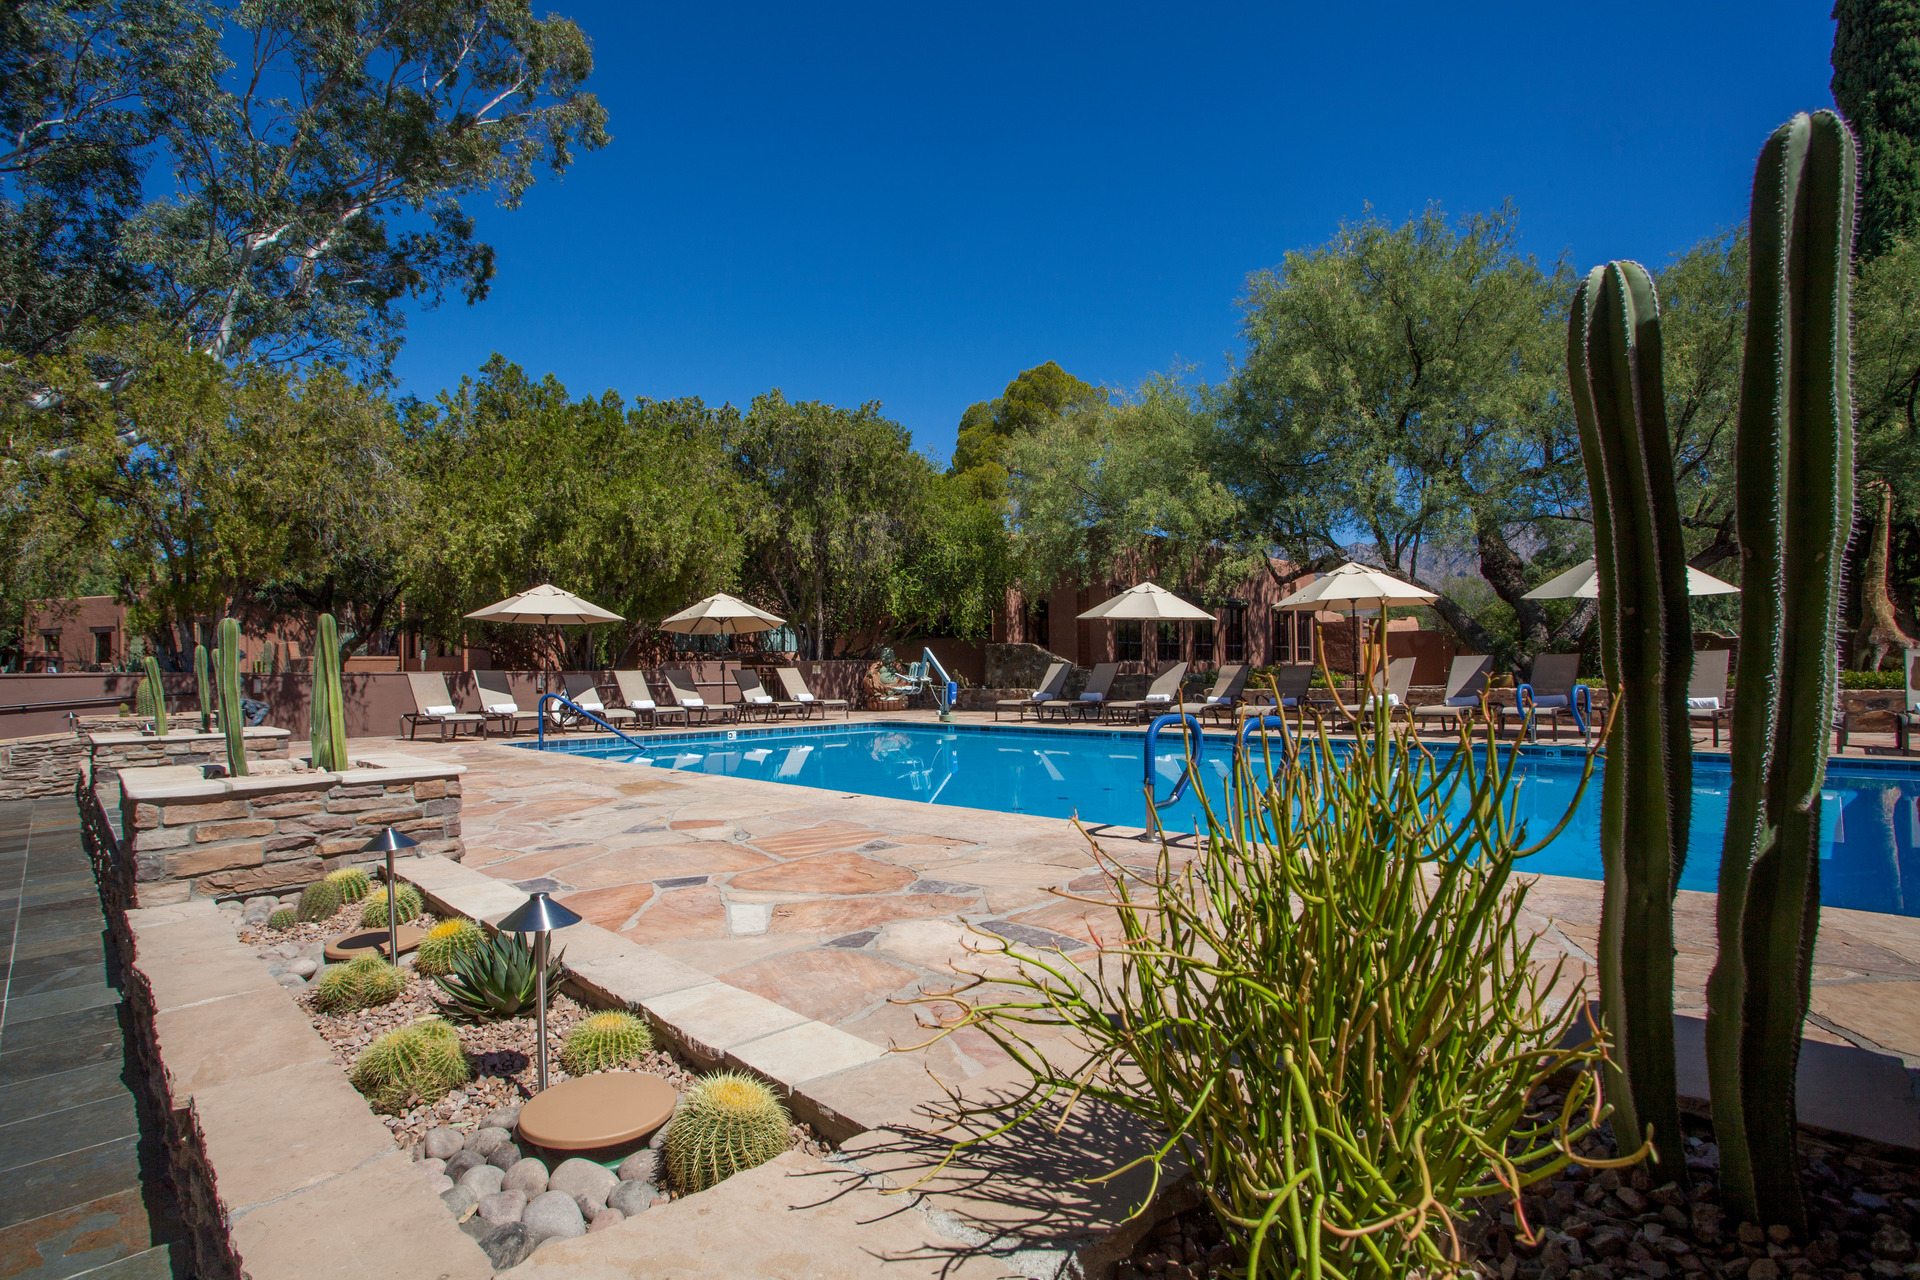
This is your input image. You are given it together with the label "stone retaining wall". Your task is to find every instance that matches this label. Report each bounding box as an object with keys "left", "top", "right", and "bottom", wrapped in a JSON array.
[
  {"left": 89, "top": 727, "right": 291, "bottom": 785},
  {"left": 117, "top": 753, "right": 465, "bottom": 905},
  {"left": 0, "top": 725, "right": 289, "bottom": 801},
  {"left": 0, "top": 733, "right": 92, "bottom": 799}
]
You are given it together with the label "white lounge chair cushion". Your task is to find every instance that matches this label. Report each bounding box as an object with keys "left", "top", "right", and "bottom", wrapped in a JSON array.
[
  {"left": 1688, "top": 697, "right": 1722, "bottom": 711},
  {"left": 578, "top": 697, "right": 605, "bottom": 710},
  {"left": 1529, "top": 694, "right": 1570, "bottom": 709},
  {"left": 795, "top": 692, "right": 814, "bottom": 701},
  {"left": 1079, "top": 691, "right": 1104, "bottom": 702},
  {"left": 1145, "top": 693, "right": 1171, "bottom": 703},
  {"left": 1362, "top": 694, "right": 1401, "bottom": 710},
  {"left": 679, "top": 696, "right": 704, "bottom": 707},
  {"left": 1444, "top": 695, "right": 1480, "bottom": 708},
  {"left": 1204, "top": 695, "right": 1228, "bottom": 705},
  {"left": 423, "top": 704, "right": 456, "bottom": 716},
  {"left": 629, "top": 699, "right": 655, "bottom": 710},
  {"left": 486, "top": 702, "right": 518, "bottom": 714},
  {"left": 751, "top": 694, "right": 772, "bottom": 704}
]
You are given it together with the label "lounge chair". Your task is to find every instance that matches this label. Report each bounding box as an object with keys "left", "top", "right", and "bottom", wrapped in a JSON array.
[
  {"left": 474, "top": 671, "right": 541, "bottom": 737},
  {"left": 734, "top": 668, "right": 804, "bottom": 721},
  {"left": 775, "top": 667, "right": 850, "bottom": 719},
  {"left": 664, "top": 666, "right": 735, "bottom": 724},
  {"left": 611, "top": 670, "right": 687, "bottom": 729},
  {"left": 1179, "top": 663, "right": 1250, "bottom": 725},
  {"left": 399, "top": 673, "right": 486, "bottom": 741},
  {"left": 995, "top": 662, "right": 1070, "bottom": 721},
  {"left": 1237, "top": 664, "right": 1315, "bottom": 722},
  {"left": 554, "top": 673, "right": 638, "bottom": 732},
  {"left": 1900, "top": 649, "right": 1920, "bottom": 756},
  {"left": 1328, "top": 658, "right": 1417, "bottom": 733},
  {"left": 1103, "top": 663, "right": 1191, "bottom": 723},
  {"left": 1409, "top": 655, "right": 1502, "bottom": 739},
  {"left": 1039, "top": 663, "right": 1118, "bottom": 722},
  {"left": 1517, "top": 654, "right": 1593, "bottom": 742},
  {"left": 1686, "top": 649, "right": 1734, "bottom": 747}
]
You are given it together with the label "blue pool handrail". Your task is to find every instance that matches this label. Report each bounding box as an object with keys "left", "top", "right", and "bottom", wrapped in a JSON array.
[
  {"left": 1144, "top": 712, "right": 1205, "bottom": 814},
  {"left": 1237, "top": 715, "right": 1294, "bottom": 760},
  {"left": 921, "top": 647, "right": 955, "bottom": 715},
  {"left": 537, "top": 693, "right": 647, "bottom": 750},
  {"left": 1514, "top": 681, "right": 1593, "bottom": 741}
]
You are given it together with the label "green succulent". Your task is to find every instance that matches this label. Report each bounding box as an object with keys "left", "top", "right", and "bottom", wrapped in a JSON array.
[
  {"left": 432, "top": 931, "right": 563, "bottom": 1022},
  {"left": 559, "top": 1011, "right": 653, "bottom": 1075},
  {"left": 665, "top": 1072, "right": 790, "bottom": 1194},
  {"left": 267, "top": 907, "right": 296, "bottom": 929},
  {"left": 311, "top": 952, "right": 407, "bottom": 1014},
  {"left": 325, "top": 867, "right": 372, "bottom": 902},
  {"left": 349, "top": 1017, "right": 470, "bottom": 1115},
  {"left": 359, "top": 884, "right": 423, "bottom": 928},
  {"left": 416, "top": 917, "right": 485, "bottom": 976},
  {"left": 296, "top": 878, "right": 342, "bottom": 923}
]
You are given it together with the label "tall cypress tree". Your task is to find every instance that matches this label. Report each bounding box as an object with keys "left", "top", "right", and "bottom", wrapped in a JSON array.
[{"left": 1833, "top": 0, "right": 1920, "bottom": 259}]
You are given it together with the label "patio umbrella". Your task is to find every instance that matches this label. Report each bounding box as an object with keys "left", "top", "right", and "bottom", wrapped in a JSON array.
[
  {"left": 1274, "top": 562, "right": 1438, "bottom": 692},
  {"left": 1078, "top": 582, "right": 1215, "bottom": 671},
  {"left": 1521, "top": 558, "right": 1740, "bottom": 600},
  {"left": 658, "top": 592, "right": 786, "bottom": 635},
  {"left": 465, "top": 584, "right": 624, "bottom": 678}
]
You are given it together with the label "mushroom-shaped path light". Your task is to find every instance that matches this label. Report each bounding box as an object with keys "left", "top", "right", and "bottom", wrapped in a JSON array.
[
  {"left": 361, "top": 827, "right": 417, "bottom": 964},
  {"left": 496, "top": 891, "right": 582, "bottom": 1092}
]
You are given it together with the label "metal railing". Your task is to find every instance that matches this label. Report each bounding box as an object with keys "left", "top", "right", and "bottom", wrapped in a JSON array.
[
  {"left": 921, "top": 647, "right": 955, "bottom": 715},
  {"left": 1143, "top": 712, "right": 1205, "bottom": 819},
  {"left": 536, "top": 694, "right": 647, "bottom": 750}
]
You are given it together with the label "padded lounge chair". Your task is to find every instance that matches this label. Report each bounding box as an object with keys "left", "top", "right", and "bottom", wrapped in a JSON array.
[
  {"left": 556, "top": 673, "right": 638, "bottom": 732},
  {"left": 1517, "top": 654, "right": 1593, "bottom": 742},
  {"left": 612, "top": 670, "right": 687, "bottom": 729},
  {"left": 733, "top": 668, "right": 804, "bottom": 721},
  {"left": 1039, "top": 663, "right": 1118, "bottom": 722},
  {"left": 1329, "top": 658, "right": 1416, "bottom": 733},
  {"left": 474, "top": 671, "right": 541, "bottom": 737},
  {"left": 1180, "top": 663, "right": 1250, "bottom": 724},
  {"left": 1238, "top": 664, "right": 1315, "bottom": 722},
  {"left": 1409, "top": 655, "right": 1502, "bottom": 739},
  {"left": 775, "top": 667, "right": 850, "bottom": 719},
  {"left": 664, "top": 667, "right": 734, "bottom": 724},
  {"left": 995, "top": 662, "right": 1070, "bottom": 721},
  {"left": 399, "top": 673, "right": 486, "bottom": 741},
  {"left": 1685, "top": 649, "right": 1734, "bottom": 747},
  {"left": 1898, "top": 648, "right": 1920, "bottom": 756},
  {"left": 1103, "top": 663, "right": 1191, "bottom": 724}
]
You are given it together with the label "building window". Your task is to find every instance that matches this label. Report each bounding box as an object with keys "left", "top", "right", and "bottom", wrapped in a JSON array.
[
  {"left": 93, "top": 632, "right": 112, "bottom": 665},
  {"left": 41, "top": 632, "right": 58, "bottom": 654},
  {"left": 1033, "top": 599, "right": 1050, "bottom": 650},
  {"left": 1194, "top": 621, "right": 1214, "bottom": 663},
  {"left": 1116, "top": 621, "right": 1142, "bottom": 661},
  {"left": 1157, "top": 622, "right": 1180, "bottom": 662},
  {"left": 1222, "top": 604, "right": 1246, "bottom": 661}
]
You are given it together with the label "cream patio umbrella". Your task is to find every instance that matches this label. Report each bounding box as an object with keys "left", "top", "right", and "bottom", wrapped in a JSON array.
[
  {"left": 1274, "top": 562, "right": 1438, "bottom": 694},
  {"left": 1521, "top": 558, "right": 1740, "bottom": 600},
  {"left": 658, "top": 592, "right": 786, "bottom": 635},
  {"left": 464, "top": 584, "right": 624, "bottom": 682},
  {"left": 1077, "top": 582, "right": 1216, "bottom": 672}
]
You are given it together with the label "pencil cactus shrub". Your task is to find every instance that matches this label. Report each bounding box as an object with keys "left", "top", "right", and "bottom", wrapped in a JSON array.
[
  {"left": 1568, "top": 259, "right": 1693, "bottom": 1179},
  {"left": 214, "top": 619, "right": 247, "bottom": 776},
  {"left": 193, "top": 643, "right": 212, "bottom": 732},
  {"left": 324, "top": 866, "right": 371, "bottom": 903},
  {"left": 349, "top": 1017, "right": 470, "bottom": 1114},
  {"left": 415, "top": 916, "right": 485, "bottom": 976},
  {"left": 909, "top": 713, "right": 1627, "bottom": 1277},
  {"left": 311, "top": 952, "right": 407, "bottom": 1013},
  {"left": 296, "top": 877, "right": 342, "bottom": 922},
  {"left": 559, "top": 1011, "right": 653, "bottom": 1075},
  {"left": 309, "top": 613, "right": 348, "bottom": 771},
  {"left": 267, "top": 906, "right": 296, "bottom": 930},
  {"left": 665, "top": 1072, "right": 790, "bottom": 1194},
  {"left": 138, "top": 655, "right": 168, "bottom": 735},
  {"left": 360, "top": 883, "right": 423, "bottom": 929},
  {"left": 1705, "top": 110, "right": 1858, "bottom": 1234}
]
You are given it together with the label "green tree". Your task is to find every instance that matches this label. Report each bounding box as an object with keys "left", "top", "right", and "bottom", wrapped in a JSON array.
[
  {"left": 949, "top": 360, "right": 1106, "bottom": 497},
  {"left": 1833, "top": 0, "right": 1920, "bottom": 259},
  {"left": 1848, "top": 237, "right": 1920, "bottom": 662}
]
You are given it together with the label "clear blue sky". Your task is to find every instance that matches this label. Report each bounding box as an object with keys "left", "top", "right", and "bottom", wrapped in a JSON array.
[{"left": 389, "top": 1, "right": 1838, "bottom": 466}]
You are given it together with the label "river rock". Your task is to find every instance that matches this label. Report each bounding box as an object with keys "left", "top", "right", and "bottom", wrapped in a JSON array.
[
  {"left": 483, "top": 1104, "right": 523, "bottom": 1131},
  {"left": 648, "top": 1118, "right": 671, "bottom": 1151},
  {"left": 486, "top": 1141, "right": 522, "bottom": 1171},
  {"left": 522, "top": 1191, "right": 585, "bottom": 1244},
  {"left": 479, "top": 1189, "right": 528, "bottom": 1227},
  {"left": 442, "top": 1150, "right": 484, "bottom": 1182},
  {"left": 425, "top": 1174, "right": 454, "bottom": 1196},
  {"left": 423, "top": 1128, "right": 465, "bottom": 1160},
  {"left": 289, "top": 957, "right": 318, "bottom": 979},
  {"left": 548, "top": 1157, "right": 619, "bottom": 1216},
  {"left": 502, "top": 1158, "right": 549, "bottom": 1197},
  {"left": 467, "top": 1125, "right": 511, "bottom": 1156},
  {"left": 274, "top": 972, "right": 307, "bottom": 990},
  {"left": 479, "top": 1221, "right": 534, "bottom": 1269},
  {"left": 458, "top": 1213, "right": 493, "bottom": 1242},
  {"left": 242, "top": 895, "right": 277, "bottom": 922},
  {"left": 419, "top": 1157, "right": 446, "bottom": 1176},
  {"left": 458, "top": 1163, "right": 505, "bottom": 1197},
  {"left": 590, "top": 1207, "right": 624, "bottom": 1233},
  {"left": 440, "top": 1185, "right": 478, "bottom": 1219},
  {"left": 607, "top": 1179, "right": 655, "bottom": 1217},
  {"left": 616, "top": 1150, "right": 658, "bottom": 1184}
]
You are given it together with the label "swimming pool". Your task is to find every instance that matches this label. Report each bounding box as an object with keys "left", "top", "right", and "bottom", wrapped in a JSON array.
[{"left": 527, "top": 721, "right": 1920, "bottom": 918}]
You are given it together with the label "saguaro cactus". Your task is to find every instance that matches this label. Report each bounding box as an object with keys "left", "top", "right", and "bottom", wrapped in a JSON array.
[
  {"left": 310, "top": 613, "right": 348, "bottom": 771},
  {"left": 1568, "top": 260, "right": 1692, "bottom": 1179},
  {"left": 140, "top": 654, "right": 169, "bottom": 736},
  {"left": 1705, "top": 110, "right": 1856, "bottom": 1232},
  {"left": 215, "top": 618, "right": 248, "bottom": 777},
  {"left": 193, "top": 643, "right": 212, "bottom": 732}
]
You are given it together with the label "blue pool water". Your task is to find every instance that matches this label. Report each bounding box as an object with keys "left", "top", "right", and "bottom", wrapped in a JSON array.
[{"left": 527, "top": 722, "right": 1920, "bottom": 918}]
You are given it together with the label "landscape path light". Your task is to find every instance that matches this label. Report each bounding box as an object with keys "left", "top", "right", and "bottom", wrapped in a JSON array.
[
  {"left": 496, "top": 891, "right": 582, "bottom": 1092},
  {"left": 360, "top": 827, "right": 417, "bottom": 962}
]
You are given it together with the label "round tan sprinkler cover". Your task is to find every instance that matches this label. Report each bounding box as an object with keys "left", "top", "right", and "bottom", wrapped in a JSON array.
[
  {"left": 323, "top": 925, "right": 425, "bottom": 962},
  {"left": 517, "top": 1073, "right": 678, "bottom": 1151}
]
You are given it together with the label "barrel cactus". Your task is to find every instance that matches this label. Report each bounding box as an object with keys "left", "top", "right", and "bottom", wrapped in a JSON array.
[
  {"left": 324, "top": 866, "right": 372, "bottom": 903},
  {"left": 296, "top": 878, "right": 342, "bottom": 923},
  {"left": 138, "top": 655, "right": 168, "bottom": 735},
  {"left": 311, "top": 953, "right": 406, "bottom": 1014},
  {"left": 559, "top": 1011, "right": 653, "bottom": 1075},
  {"left": 664, "top": 1072, "right": 791, "bottom": 1194},
  {"left": 214, "top": 618, "right": 247, "bottom": 776},
  {"left": 267, "top": 907, "right": 295, "bottom": 930},
  {"left": 415, "top": 917, "right": 484, "bottom": 976},
  {"left": 349, "top": 1017, "right": 470, "bottom": 1114},
  {"left": 360, "top": 884, "right": 423, "bottom": 929}
]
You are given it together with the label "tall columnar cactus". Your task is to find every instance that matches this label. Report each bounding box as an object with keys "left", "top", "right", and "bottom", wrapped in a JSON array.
[
  {"left": 310, "top": 613, "right": 348, "bottom": 771},
  {"left": 139, "top": 654, "right": 169, "bottom": 736},
  {"left": 214, "top": 619, "right": 248, "bottom": 776},
  {"left": 193, "top": 643, "right": 212, "bottom": 732},
  {"left": 1705, "top": 110, "right": 1856, "bottom": 1233},
  {"left": 1568, "top": 260, "right": 1692, "bottom": 1181}
]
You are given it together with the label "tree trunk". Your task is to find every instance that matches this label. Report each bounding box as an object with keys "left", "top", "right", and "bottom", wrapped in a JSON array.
[
  {"left": 1853, "top": 481, "right": 1917, "bottom": 670},
  {"left": 1474, "top": 516, "right": 1552, "bottom": 650}
]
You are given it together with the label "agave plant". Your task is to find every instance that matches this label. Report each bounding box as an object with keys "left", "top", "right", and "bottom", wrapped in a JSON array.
[{"left": 432, "top": 930, "right": 565, "bottom": 1021}]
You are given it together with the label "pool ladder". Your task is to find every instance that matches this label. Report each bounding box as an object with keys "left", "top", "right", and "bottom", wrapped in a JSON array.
[{"left": 536, "top": 693, "right": 648, "bottom": 751}]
